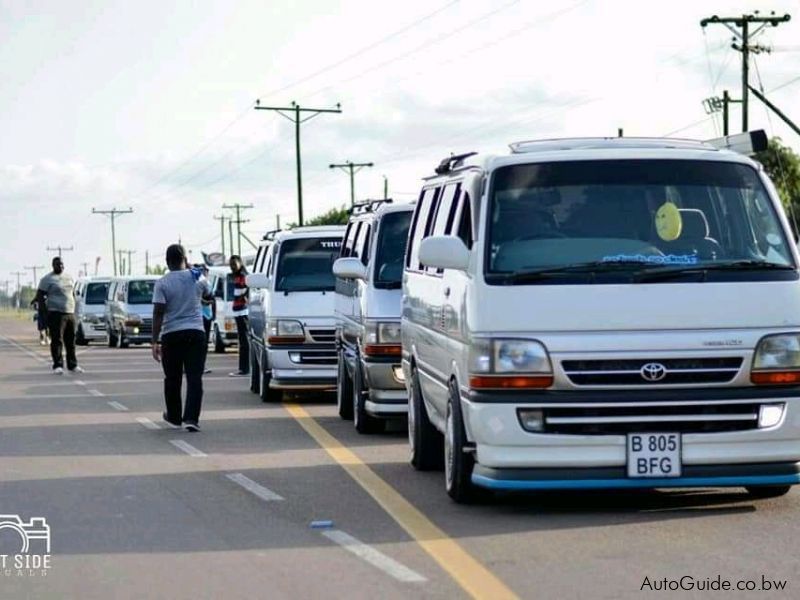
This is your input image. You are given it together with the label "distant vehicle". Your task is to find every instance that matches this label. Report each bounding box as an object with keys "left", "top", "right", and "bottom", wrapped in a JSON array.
[
  {"left": 247, "top": 226, "right": 345, "bottom": 402},
  {"left": 104, "top": 275, "right": 160, "bottom": 348},
  {"left": 207, "top": 266, "right": 238, "bottom": 352},
  {"left": 333, "top": 200, "right": 414, "bottom": 433},
  {"left": 402, "top": 132, "right": 800, "bottom": 502},
  {"left": 74, "top": 277, "right": 110, "bottom": 345}
]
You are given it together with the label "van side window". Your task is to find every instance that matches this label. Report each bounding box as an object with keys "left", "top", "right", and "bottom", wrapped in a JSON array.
[
  {"left": 456, "top": 192, "right": 473, "bottom": 249},
  {"left": 406, "top": 187, "right": 440, "bottom": 272},
  {"left": 342, "top": 222, "right": 360, "bottom": 258},
  {"left": 428, "top": 183, "right": 461, "bottom": 273},
  {"left": 340, "top": 223, "right": 354, "bottom": 258},
  {"left": 356, "top": 224, "right": 371, "bottom": 266}
]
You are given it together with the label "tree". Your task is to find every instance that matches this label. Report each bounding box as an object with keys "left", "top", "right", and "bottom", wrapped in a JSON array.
[
  {"left": 755, "top": 137, "right": 800, "bottom": 210},
  {"left": 149, "top": 265, "right": 167, "bottom": 275},
  {"left": 287, "top": 205, "right": 349, "bottom": 228}
]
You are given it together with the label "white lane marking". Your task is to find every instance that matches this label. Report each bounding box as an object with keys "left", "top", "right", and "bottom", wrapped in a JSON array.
[
  {"left": 88, "top": 389, "right": 104, "bottom": 397},
  {"left": 170, "top": 439, "right": 207, "bottom": 457},
  {"left": 74, "top": 379, "right": 87, "bottom": 386},
  {"left": 0, "top": 335, "right": 47, "bottom": 363},
  {"left": 107, "top": 401, "right": 128, "bottom": 412},
  {"left": 28, "top": 376, "right": 231, "bottom": 387},
  {"left": 225, "top": 472, "right": 284, "bottom": 501},
  {"left": 135, "top": 417, "right": 160, "bottom": 430},
  {"left": 321, "top": 529, "right": 426, "bottom": 583}
]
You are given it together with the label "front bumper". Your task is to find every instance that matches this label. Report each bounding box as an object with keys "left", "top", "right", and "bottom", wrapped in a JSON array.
[
  {"left": 80, "top": 322, "right": 107, "bottom": 340},
  {"left": 472, "top": 461, "right": 800, "bottom": 490},
  {"left": 268, "top": 345, "right": 337, "bottom": 390},
  {"left": 462, "top": 387, "right": 800, "bottom": 477},
  {"left": 362, "top": 356, "right": 407, "bottom": 416}
]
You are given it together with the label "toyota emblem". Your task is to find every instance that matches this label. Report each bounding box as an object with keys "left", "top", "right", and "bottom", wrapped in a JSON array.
[{"left": 640, "top": 362, "right": 668, "bottom": 382}]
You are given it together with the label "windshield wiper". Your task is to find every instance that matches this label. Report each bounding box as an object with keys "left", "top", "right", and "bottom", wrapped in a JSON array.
[
  {"left": 496, "top": 260, "right": 650, "bottom": 283},
  {"left": 635, "top": 260, "right": 796, "bottom": 282}
]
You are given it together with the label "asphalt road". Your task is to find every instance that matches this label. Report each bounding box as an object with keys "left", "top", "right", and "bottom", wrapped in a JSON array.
[{"left": 1, "top": 314, "right": 798, "bottom": 599}]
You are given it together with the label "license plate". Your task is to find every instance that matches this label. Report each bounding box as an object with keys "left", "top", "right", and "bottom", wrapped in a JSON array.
[{"left": 627, "top": 433, "right": 681, "bottom": 478}]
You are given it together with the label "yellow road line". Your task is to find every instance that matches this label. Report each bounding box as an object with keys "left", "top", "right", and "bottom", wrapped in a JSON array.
[{"left": 283, "top": 403, "right": 518, "bottom": 600}]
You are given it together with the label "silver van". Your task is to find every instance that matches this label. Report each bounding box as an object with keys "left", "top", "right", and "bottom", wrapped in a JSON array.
[
  {"left": 104, "top": 275, "right": 159, "bottom": 348},
  {"left": 75, "top": 277, "right": 111, "bottom": 345}
]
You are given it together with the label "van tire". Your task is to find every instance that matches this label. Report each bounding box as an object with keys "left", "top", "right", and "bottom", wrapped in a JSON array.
[
  {"left": 408, "top": 366, "right": 443, "bottom": 471},
  {"left": 259, "top": 350, "right": 283, "bottom": 403},
  {"left": 745, "top": 485, "right": 792, "bottom": 499},
  {"left": 214, "top": 327, "right": 226, "bottom": 354},
  {"left": 353, "top": 361, "right": 384, "bottom": 434},
  {"left": 337, "top": 350, "right": 354, "bottom": 420},
  {"left": 249, "top": 346, "right": 260, "bottom": 394},
  {"left": 445, "top": 381, "right": 481, "bottom": 504}
]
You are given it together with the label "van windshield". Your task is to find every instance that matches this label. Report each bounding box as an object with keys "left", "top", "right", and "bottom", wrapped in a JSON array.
[
  {"left": 486, "top": 160, "right": 795, "bottom": 284},
  {"left": 127, "top": 280, "right": 156, "bottom": 304},
  {"left": 374, "top": 211, "right": 412, "bottom": 288},
  {"left": 85, "top": 282, "right": 109, "bottom": 304},
  {"left": 275, "top": 237, "right": 342, "bottom": 292}
]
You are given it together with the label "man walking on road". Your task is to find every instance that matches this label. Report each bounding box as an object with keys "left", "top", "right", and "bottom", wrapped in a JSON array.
[
  {"left": 151, "top": 244, "right": 212, "bottom": 432},
  {"left": 228, "top": 255, "right": 250, "bottom": 377},
  {"left": 36, "top": 256, "right": 82, "bottom": 375}
]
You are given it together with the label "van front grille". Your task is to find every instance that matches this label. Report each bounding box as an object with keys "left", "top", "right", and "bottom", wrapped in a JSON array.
[
  {"left": 308, "top": 328, "right": 336, "bottom": 343},
  {"left": 562, "top": 357, "right": 742, "bottom": 386},
  {"left": 289, "top": 350, "right": 337, "bottom": 365},
  {"left": 537, "top": 401, "right": 762, "bottom": 435}
]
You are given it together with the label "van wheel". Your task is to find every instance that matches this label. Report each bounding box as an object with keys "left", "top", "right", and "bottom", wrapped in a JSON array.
[
  {"left": 337, "top": 350, "right": 354, "bottom": 420},
  {"left": 745, "top": 485, "right": 792, "bottom": 499},
  {"left": 107, "top": 328, "right": 118, "bottom": 348},
  {"left": 76, "top": 325, "right": 88, "bottom": 346},
  {"left": 353, "top": 361, "right": 384, "bottom": 434},
  {"left": 259, "top": 350, "right": 283, "bottom": 403},
  {"left": 408, "top": 366, "right": 443, "bottom": 471},
  {"left": 214, "top": 327, "right": 226, "bottom": 353},
  {"left": 249, "top": 346, "right": 260, "bottom": 394},
  {"left": 445, "top": 380, "right": 482, "bottom": 503}
]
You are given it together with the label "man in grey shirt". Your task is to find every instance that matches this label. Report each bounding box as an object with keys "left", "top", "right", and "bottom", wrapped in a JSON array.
[
  {"left": 151, "top": 244, "right": 212, "bottom": 432},
  {"left": 36, "top": 256, "right": 82, "bottom": 374}
]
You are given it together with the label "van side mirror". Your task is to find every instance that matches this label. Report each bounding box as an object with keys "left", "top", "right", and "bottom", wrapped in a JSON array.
[
  {"left": 419, "top": 236, "right": 470, "bottom": 272},
  {"left": 246, "top": 273, "right": 270, "bottom": 289},
  {"left": 333, "top": 257, "right": 367, "bottom": 280}
]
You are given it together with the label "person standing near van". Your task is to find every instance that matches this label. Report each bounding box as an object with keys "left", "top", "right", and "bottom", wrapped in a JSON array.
[
  {"left": 197, "top": 264, "right": 215, "bottom": 375},
  {"left": 151, "top": 245, "right": 212, "bottom": 432},
  {"left": 36, "top": 257, "right": 82, "bottom": 374},
  {"left": 228, "top": 255, "right": 250, "bottom": 377}
]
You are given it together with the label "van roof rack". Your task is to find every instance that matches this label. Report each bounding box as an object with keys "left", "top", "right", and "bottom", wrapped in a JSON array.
[
  {"left": 349, "top": 198, "right": 393, "bottom": 215},
  {"left": 509, "top": 137, "right": 711, "bottom": 153},
  {"left": 705, "top": 129, "right": 768, "bottom": 155},
  {"left": 261, "top": 228, "right": 281, "bottom": 241},
  {"left": 434, "top": 152, "right": 478, "bottom": 175}
]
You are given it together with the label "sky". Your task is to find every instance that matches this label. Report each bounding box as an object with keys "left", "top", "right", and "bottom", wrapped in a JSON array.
[{"left": 1, "top": 0, "right": 799, "bottom": 288}]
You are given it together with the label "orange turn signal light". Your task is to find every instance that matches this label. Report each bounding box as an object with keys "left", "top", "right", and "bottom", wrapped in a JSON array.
[
  {"left": 751, "top": 370, "right": 800, "bottom": 385},
  {"left": 364, "top": 344, "right": 402, "bottom": 357},
  {"left": 469, "top": 375, "right": 553, "bottom": 389},
  {"left": 267, "top": 335, "right": 306, "bottom": 345}
]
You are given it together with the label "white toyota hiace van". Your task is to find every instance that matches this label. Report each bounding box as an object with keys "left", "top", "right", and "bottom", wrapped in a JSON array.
[{"left": 402, "top": 133, "right": 800, "bottom": 502}]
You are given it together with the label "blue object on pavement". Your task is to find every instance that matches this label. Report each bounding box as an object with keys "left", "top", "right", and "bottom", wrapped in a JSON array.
[{"left": 310, "top": 520, "right": 334, "bottom": 529}]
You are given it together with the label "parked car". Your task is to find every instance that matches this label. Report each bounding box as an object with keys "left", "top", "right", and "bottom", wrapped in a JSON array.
[
  {"left": 333, "top": 200, "right": 414, "bottom": 433},
  {"left": 207, "top": 266, "right": 238, "bottom": 352},
  {"left": 104, "top": 275, "right": 159, "bottom": 348},
  {"left": 402, "top": 132, "right": 800, "bottom": 502},
  {"left": 247, "top": 226, "right": 345, "bottom": 402},
  {"left": 75, "top": 277, "right": 111, "bottom": 345}
]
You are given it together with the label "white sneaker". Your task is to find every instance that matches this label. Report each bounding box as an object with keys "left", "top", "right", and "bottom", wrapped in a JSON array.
[
  {"left": 53, "top": 367, "right": 64, "bottom": 375},
  {"left": 70, "top": 366, "right": 85, "bottom": 374},
  {"left": 228, "top": 371, "right": 248, "bottom": 377}
]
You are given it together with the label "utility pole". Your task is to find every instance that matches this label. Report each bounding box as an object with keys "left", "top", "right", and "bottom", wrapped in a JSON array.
[
  {"left": 329, "top": 160, "right": 374, "bottom": 207},
  {"left": 145, "top": 251, "right": 150, "bottom": 275},
  {"left": 276, "top": 214, "right": 281, "bottom": 230},
  {"left": 701, "top": 11, "right": 791, "bottom": 132},
  {"left": 228, "top": 219, "right": 234, "bottom": 257},
  {"left": 46, "top": 245, "right": 74, "bottom": 258},
  {"left": 80, "top": 262, "right": 89, "bottom": 277},
  {"left": 125, "top": 250, "right": 136, "bottom": 275},
  {"left": 254, "top": 100, "right": 342, "bottom": 226},
  {"left": 383, "top": 175, "right": 389, "bottom": 200},
  {"left": 24, "top": 265, "right": 44, "bottom": 287},
  {"left": 222, "top": 203, "right": 254, "bottom": 257},
  {"left": 213, "top": 215, "right": 227, "bottom": 257},
  {"left": 11, "top": 271, "right": 24, "bottom": 309},
  {"left": 92, "top": 207, "right": 133, "bottom": 276},
  {"left": 703, "top": 90, "right": 741, "bottom": 135},
  {"left": 117, "top": 250, "right": 125, "bottom": 277}
]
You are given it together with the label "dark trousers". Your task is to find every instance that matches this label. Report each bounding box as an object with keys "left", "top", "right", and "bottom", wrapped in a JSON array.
[
  {"left": 47, "top": 312, "right": 77, "bottom": 370},
  {"left": 161, "top": 329, "right": 206, "bottom": 424},
  {"left": 203, "top": 318, "right": 212, "bottom": 344},
  {"left": 235, "top": 315, "right": 250, "bottom": 373}
]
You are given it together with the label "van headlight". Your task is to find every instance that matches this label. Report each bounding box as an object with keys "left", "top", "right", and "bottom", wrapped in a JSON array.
[
  {"left": 751, "top": 333, "right": 800, "bottom": 384},
  {"left": 364, "top": 322, "right": 402, "bottom": 356},
  {"left": 469, "top": 339, "right": 553, "bottom": 389},
  {"left": 268, "top": 319, "right": 306, "bottom": 344}
]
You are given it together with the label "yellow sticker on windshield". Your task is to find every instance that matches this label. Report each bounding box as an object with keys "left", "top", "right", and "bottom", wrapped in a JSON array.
[{"left": 655, "top": 201, "right": 682, "bottom": 241}]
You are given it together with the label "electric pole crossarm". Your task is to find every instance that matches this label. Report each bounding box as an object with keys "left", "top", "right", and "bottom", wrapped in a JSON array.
[{"left": 91, "top": 207, "right": 133, "bottom": 276}]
